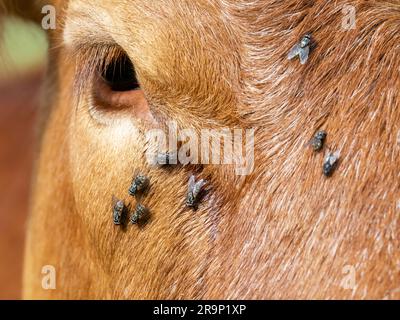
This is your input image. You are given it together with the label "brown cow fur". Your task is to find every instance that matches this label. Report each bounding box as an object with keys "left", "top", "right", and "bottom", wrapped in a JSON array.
[{"left": 6, "top": 0, "right": 400, "bottom": 299}]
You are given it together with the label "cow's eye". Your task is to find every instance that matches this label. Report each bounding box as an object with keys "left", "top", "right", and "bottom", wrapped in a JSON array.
[
  {"left": 101, "top": 53, "right": 140, "bottom": 91},
  {"left": 89, "top": 49, "right": 151, "bottom": 122}
]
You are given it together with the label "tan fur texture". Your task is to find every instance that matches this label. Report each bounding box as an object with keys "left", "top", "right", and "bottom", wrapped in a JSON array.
[{"left": 9, "top": 0, "right": 400, "bottom": 299}]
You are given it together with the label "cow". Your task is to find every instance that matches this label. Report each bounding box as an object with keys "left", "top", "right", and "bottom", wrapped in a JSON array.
[{"left": 2, "top": 0, "right": 399, "bottom": 299}]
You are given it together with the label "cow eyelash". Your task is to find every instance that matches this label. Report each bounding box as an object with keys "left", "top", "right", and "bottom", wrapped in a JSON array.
[{"left": 73, "top": 44, "right": 140, "bottom": 99}]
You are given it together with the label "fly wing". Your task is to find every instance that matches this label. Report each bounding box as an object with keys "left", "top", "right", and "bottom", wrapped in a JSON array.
[
  {"left": 287, "top": 44, "right": 301, "bottom": 60},
  {"left": 299, "top": 46, "right": 310, "bottom": 64},
  {"left": 193, "top": 179, "right": 206, "bottom": 196},
  {"left": 112, "top": 195, "right": 118, "bottom": 206},
  {"left": 304, "top": 137, "right": 314, "bottom": 149},
  {"left": 331, "top": 151, "right": 340, "bottom": 164},
  {"left": 188, "top": 175, "right": 196, "bottom": 192}
]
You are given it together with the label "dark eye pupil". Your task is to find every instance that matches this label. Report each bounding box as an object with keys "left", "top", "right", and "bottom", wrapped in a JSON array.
[{"left": 102, "top": 54, "right": 140, "bottom": 91}]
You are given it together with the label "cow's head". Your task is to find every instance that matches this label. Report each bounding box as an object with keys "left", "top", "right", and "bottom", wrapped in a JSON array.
[{"left": 6, "top": 0, "right": 399, "bottom": 299}]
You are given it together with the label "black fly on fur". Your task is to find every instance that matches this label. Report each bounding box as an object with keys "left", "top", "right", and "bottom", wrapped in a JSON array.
[
  {"left": 131, "top": 203, "right": 149, "bottom": 224},
  {"left": 129, "top": 174, "right": 150, "bottom": 197},
  {"left": 157, "top": 151, "right": 178, "bottom": 166},
  {"left": 310, "top": 130, "right": 327, "bottom": 152},
  {"left": 186, "top": 175, "right": 207, "bottom": 208},
  {"left": 323, "top": 152, "right": 340, "bottom": 177},
  {"left": 288, "top": 33, "right": 313, "bottom": 65},
  {"left": 112, "top": 196, "right": 128, "bottom": 225}
]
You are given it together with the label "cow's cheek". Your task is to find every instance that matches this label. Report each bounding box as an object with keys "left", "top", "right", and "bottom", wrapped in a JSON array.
[{"left": 67, "top": 108, "right": 144, "bottom": 249}]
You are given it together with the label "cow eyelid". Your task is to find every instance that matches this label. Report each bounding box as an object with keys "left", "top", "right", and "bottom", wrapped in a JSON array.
[{"left": 72, "top": 43, "right": 140, "bottom": 102}]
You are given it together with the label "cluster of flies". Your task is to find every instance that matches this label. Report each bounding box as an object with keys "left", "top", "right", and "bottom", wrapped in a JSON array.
[
  {"left": 113, "top": 32, "right": 339, "bottom": 226},
  {"left": 112, "top": 174, "right": 150, "bottom": 226},
  {"left": 113, "top": 163, "right": 207, "bottom": 226},
  {"left": 309, "top": 130, "right": 339, "bottom": 177},
  {"left": 288, "top": 33, "right": 340, "bottom": 176}
]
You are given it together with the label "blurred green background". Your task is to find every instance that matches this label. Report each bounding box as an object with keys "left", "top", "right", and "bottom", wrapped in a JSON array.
[
  {"left": 0, "top": 15, "right": 47, "bottom": 300},
  {"left": 0, "top": 17, "right": 47, "bottom": 80}
]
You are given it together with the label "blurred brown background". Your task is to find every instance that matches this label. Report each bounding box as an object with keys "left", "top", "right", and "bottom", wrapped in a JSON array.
[{"left": 0, "top": 17, "right": 46, "bottom": 299}]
